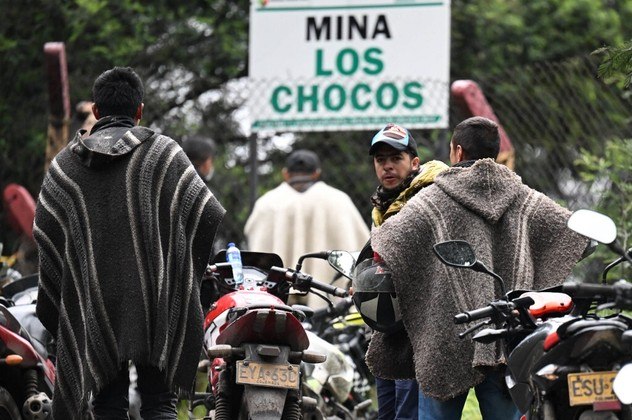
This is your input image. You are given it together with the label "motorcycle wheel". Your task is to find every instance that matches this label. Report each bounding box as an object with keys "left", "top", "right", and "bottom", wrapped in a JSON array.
[{"left": 0, "top": 387, "right": 21, "bottom": 420}]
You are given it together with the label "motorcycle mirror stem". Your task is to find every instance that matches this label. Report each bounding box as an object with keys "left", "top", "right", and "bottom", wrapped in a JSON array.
[
  {"left": 469, "top": 261, "right": 507, "bottom": 298},
  {"left": 295, "top": 251, "right": 330, "bottom": 272},
  {"left": 601, "top": 250, "right": 632, "bottom": 283}
]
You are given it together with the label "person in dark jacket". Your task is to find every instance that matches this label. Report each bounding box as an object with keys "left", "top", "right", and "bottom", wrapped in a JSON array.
[
  {"left": 370, "top": 117, "right": 587, "bottom": 420},
  {"left": 34, "top": 67, "right": 225, "bottom": 419}
]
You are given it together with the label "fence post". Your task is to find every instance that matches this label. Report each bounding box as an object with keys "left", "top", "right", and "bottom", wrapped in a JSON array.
[
  {"left": 44, "top": 42, "right": 70, "bottom": 172},
  {"left": 248, "top": 133, "right": 258, "bottom": 213}
]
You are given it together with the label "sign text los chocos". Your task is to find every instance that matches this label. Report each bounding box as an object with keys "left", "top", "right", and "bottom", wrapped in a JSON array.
[{"left": 269, "top": 14, "right": 423, "bottom": 115}]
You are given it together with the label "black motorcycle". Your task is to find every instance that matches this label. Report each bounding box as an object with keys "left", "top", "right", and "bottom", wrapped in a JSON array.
[{"left": 432, "top": 209, "right": 632, "bottom": 420}]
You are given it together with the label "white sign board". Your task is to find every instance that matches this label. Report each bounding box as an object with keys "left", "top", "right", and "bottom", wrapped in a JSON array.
[{"left": 248, "top": 0, "right": 451, "bottom": 132}]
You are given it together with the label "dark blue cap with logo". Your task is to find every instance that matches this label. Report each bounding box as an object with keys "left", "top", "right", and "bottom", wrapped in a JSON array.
[{"left": 369, "top": 123, "right": 418, "bottom": 157}]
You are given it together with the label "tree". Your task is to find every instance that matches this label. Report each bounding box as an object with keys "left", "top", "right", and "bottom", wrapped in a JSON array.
[
  {"left": 0, "top": 0, "right": 250, "bottom": 248},
  {"left": 595, "top": 39, "right": 632, "bottom": 88},
  {"left": 574, "top": 139, "right": 631, "bottom": 282},
  {"left": 2, "top": 0, "right": 632, "bottom": 250}
]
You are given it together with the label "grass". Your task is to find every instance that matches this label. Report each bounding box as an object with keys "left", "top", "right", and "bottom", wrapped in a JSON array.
[
  {"left": 462, "top": 389, "right": 483, "bottom": 420},
  {"left": 177, "top": 371, "right": 209, "bottom": 420},
  {"left": 176, "top": 378, "right": 483, "bottom": 419}
]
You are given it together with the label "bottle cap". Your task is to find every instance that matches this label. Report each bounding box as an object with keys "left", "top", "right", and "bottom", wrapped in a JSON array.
[{"left": 228, "top": 242, "right": 235, "bottom": 248}]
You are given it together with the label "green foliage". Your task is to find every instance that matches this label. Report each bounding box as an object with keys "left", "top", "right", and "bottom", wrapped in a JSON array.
[
  {"left": 575, "top": 139, "right": 632, "bottom": 281},
  {"left": 2, "top": 0, "right": 632, "bottom": 248},
  {"left": 595, "top": 39, "right": 632, "bottom": 88},
  {"left": 0, "top": 0, "right": 250, "bottom": 247},
  {"left": 451, "top": 0, "right": 632, "bottom": 80}
]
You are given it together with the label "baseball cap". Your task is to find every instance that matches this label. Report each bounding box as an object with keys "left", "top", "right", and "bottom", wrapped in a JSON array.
[
  {"left": 285, "top": 149, "right": 321, "bottom": 173},
  {"left": 369, "top": 123, "right": 418, "bottom": 157}
]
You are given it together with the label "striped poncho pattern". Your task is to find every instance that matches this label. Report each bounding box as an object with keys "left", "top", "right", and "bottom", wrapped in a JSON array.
[{"left": 34, "top": 126, "right": 225, "bottom": 418}]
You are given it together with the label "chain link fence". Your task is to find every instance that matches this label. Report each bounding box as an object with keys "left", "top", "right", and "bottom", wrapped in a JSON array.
[
  {"left": 210, "top": 55, "right": 632, "bottom": 253},
  {"left": 247, "top": 76, "right": 450, "bottom": 132}
]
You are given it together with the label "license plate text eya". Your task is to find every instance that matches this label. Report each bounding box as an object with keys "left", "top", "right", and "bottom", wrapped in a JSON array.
[{"left": 236, "top": 361, "right": 300, "bottom": 389}]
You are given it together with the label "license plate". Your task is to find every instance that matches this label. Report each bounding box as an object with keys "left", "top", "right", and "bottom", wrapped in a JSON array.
[
  {"left": 568, "top": 371, "right": 617, "bottom": 406},
  {"left": 236, "top": 360, "right": 300, "bottom": 390}
]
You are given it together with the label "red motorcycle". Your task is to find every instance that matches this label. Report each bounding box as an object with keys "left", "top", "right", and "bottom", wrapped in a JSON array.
[
  {"left": 191, "top": 249, "right": 354, "bottom": 419},
  {"left": 0, "top": 274, "right": 55, "bottom": 419}
]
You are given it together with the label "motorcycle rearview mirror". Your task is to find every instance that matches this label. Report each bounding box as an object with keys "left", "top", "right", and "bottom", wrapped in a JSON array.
[
  {"left": 567, "top": 209, "right": 632, "bottom": 272},
  {"left": 433, "top": 240, "right": 507, "bottom": 297},
  {"left": 613, "top": 363, "right": 632, "bottom": 405},
  {"left": 433, "top": 240, "right": 477, "bottom": 268},
  {"left": 567, "top": 209, "right": 617, "bottom": 245},
  {"left": 327, "top": 250, "right": 356, "bottom": 280}
]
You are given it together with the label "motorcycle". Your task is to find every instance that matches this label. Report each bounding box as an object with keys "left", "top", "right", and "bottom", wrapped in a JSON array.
[
  {"left": 0, "top": 274, "right": 55, "bottom": 420},
  {"left": 190, "top": 249, "right": 355, "bottom": 419},
  {"left": 432, "top": 209, "right": 632, "bottom": 420}
]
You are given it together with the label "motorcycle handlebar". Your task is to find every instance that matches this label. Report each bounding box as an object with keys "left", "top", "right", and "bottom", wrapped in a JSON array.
[
  {"left": 309, "top": 278, "right": 349, "bottom": 298},
  {"left": 562, "top": 282, "right": 619, "bottom": 297},
  {"left": 269, "top": 267, "right": 349, "bottom": 298},
  {"left": 454, "top": 296, "right": 534, "bottom": 325},
  {"left": 454, "top": 306, "right": 495, "bottom": 324}
]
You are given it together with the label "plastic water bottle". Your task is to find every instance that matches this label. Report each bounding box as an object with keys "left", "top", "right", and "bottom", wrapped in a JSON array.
[{"left": 226, "top": 242, "right": 245, "bottom": 286}]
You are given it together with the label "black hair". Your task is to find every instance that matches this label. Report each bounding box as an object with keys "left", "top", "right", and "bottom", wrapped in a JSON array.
[
  {"left": 182, "top": 136, "right": 216, "bottom": 165},
  {"left": 285, "top": 149, "right": 321, "bottom": 174},
  {"left": 451, "top": 116, "right": 500, "bottom": 160},
  {"left": 92, "top": 67, "right": 144, "bottom": 118}
]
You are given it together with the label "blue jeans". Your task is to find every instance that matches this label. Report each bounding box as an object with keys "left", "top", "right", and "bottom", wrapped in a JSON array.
[
  {"left": 418, "top": 370, "right": 520, "bottom": 420},
  {"left": 376, "top": 377, "right": 419, "bottom": 420},
  {"left": 92, "top": 363, "right": 178, "bottom": 419}
]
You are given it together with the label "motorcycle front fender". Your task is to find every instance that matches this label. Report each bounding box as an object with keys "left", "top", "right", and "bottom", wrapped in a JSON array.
[{"left": 505, "top": 369, "right": 533, "bottom": 416}]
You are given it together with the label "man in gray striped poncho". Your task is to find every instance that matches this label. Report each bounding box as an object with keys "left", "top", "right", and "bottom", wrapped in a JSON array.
[{"left": 34, "top": 67, "right": 225, "bottom": 419}]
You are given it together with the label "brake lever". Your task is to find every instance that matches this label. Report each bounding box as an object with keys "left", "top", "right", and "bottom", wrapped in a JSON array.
[{"left": 459, "top": 319, "right": 492, "bottom": 339}]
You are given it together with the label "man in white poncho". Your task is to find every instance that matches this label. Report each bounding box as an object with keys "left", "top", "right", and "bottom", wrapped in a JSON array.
[{"left": 244, "top": 149, "right": 369, "bottom": 308}]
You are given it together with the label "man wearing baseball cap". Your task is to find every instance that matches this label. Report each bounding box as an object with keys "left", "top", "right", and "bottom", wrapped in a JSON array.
[
  {"left": 360, "top": 123, "right": 448, "bottom": 419},
  {"left": 369, "top": 123, "right": 448, "bottom": 225}
]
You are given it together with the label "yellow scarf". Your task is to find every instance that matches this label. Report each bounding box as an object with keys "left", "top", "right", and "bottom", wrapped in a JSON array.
[{"left": 372, "top": 160, "right": 449, "bottom": 226}]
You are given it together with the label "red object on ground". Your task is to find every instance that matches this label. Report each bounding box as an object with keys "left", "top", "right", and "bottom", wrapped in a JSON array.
[{"left": 3, "top": 184, "right": 36, "bottom": 240}]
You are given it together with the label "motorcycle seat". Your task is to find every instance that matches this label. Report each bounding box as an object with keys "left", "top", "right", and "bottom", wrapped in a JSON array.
[{"left": 558, "top": 317, "right": 629, "bottom": 338}]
